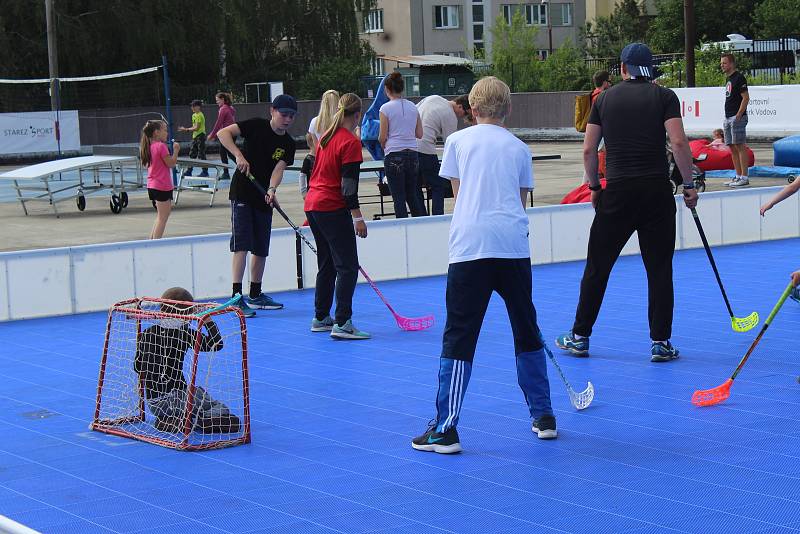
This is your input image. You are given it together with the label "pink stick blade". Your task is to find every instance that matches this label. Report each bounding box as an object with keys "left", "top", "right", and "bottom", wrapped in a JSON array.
[
  {"left": 360, "top": 267, "right": 434, "bottom": 331},
  {"left": 395, "top": 313, "right": 435, "bottom": 331}
]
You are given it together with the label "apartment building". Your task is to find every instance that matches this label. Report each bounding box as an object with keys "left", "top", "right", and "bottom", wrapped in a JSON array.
[{"left": 360, "top": 1, "right": 586, "bottom": 75}]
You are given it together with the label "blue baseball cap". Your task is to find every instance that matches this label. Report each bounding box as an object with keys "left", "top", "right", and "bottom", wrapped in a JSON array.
[
  {"left": 271, "top": 94, "right": 297, "bottom": 114},
  {"left": 620, "top": 43, "right": 654, "bottom": 78}
]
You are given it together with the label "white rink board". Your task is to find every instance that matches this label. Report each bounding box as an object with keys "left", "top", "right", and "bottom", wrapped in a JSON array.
[{"left": 2, "top": 187, "right": 798, "bottom": 321}]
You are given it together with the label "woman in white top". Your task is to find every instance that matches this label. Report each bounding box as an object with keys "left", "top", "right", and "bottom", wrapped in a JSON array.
[
  {"left": 378, "top": 72, "right": 425, "bottom": 218},
  {"left": 300, "top": 90, "right": 340, "bottom": 198}
]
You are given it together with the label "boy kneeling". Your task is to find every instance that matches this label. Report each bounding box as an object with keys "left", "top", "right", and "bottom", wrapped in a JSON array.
[{"left": 134, "top": 287, "right": 241, "bottom": 434}]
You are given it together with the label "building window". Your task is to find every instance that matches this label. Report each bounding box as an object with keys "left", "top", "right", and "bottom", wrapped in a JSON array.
[
  {"left": 537, "top": 49, "right": 549, "bottom": 60},
  {"left": 551, "top": 3, "right": 573, "bottom": 26},
  {"left": 503, "top": 4, "right": 547, "bottom": 26},
  {"left": 435, "top": 5, "right": 460, "bottom": 29},
  {"left": 370, "top": 57, "right": 385, "bottom": 76},
  {"left": 472, "top": 4, "right": 484, "bottom": 22},
  {"left": 528, "top": 4, "right": 548, "bottom": 25},
  {"left": 364, "top": 9, "right": 383, "bottom": 33}
]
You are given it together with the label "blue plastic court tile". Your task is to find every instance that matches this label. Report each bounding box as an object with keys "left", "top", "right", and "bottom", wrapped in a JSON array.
[{"left": 3, "top": 237, "right": 800, "bottom": 533}]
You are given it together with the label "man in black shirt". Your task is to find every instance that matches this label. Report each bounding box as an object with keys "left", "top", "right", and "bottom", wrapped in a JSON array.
[
  {"left": 721, "top": 53, "right": 750, "bottom": 187},
  {"left": 556, "top": 42, "right": 698, "bottom": 363},
  {"left": 218, "top": 95, "right": 297, "bottom": 317}
]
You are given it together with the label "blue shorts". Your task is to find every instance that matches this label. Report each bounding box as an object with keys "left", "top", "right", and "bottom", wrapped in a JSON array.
[{"left": 230, "top": 201, "right": 272, "bottom": 257}]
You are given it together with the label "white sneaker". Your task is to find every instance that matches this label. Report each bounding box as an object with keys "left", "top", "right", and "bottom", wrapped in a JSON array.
[
  {"left": 724, "top": 177, "right": 740, "bottom": 186},
  {"left": 730, "top": 177, "right": 750, "bottom": 187}
]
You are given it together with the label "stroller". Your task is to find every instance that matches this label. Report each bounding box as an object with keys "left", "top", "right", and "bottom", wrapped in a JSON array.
[{"left": 666, "top": 142, "right": 707, "bottom": 194}]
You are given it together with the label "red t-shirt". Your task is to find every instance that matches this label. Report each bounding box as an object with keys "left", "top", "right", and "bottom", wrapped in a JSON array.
[{"left": 303, "top": 128, "right": 363, "bottom": 212}]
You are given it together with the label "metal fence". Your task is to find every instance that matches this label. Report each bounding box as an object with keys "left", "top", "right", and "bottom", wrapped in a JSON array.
[
  {"left": 584, "top": 36, "right": 800, "bottom": 86},
  {"left": 749, "top": 36, "right": 800, "bottom": 84}
]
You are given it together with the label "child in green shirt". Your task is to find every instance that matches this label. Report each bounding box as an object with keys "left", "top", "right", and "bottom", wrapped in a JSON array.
[{"left": 179, "top": 99, "right": 208, "bottom": 177}]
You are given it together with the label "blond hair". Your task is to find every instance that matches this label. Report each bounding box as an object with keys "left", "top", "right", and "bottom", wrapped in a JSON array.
[
  {"left": 468, "top": 76, "right": 511, "bottom": 120},
  {"left": 315, "top": 90, "right": 340, "bottom": 136},
  {"left": 319, "top": 93, "right": 362, "bottom": 148},
  {"left": 139, "top": 120, "right": 166, "bottom": 167}
]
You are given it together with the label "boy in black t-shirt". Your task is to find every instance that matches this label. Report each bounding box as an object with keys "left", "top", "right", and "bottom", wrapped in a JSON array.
[
  {"left": 217, "top": 95, "right": 297, "bottom": 317},
  {"left": 720, "top": 53, "right": 750, "bottom": 187},
  {"left": 134, "top": 287, "right": 240, "bottom": 434},
  {"left": 555, "top": 43, "right": 698, "bottom": 363}
]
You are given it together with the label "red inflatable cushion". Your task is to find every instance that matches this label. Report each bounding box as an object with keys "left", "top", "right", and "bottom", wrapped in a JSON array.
[
  {"left": 689, "top": 139, "right": 755, "bottom": 171},
  {"left": 561, "top": 179, "right": 607, "bottom": 204}
]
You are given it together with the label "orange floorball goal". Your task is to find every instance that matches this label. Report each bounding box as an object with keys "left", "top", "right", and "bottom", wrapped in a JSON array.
[{"left": 91, "top": 297, "right": 251, "bottom": 451}]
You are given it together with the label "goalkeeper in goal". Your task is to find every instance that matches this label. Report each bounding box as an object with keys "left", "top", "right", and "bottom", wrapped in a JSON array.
[{"left": 134, "top": 287, "right": 241, "bottom": 434}]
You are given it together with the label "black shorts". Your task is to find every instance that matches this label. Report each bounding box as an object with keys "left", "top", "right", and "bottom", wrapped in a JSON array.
[
  {"left": 442, "top": 258, "right": 542, "bottom": 362},
  {"left": 230, "top": 201, "right": 272, "bottom": 257},
  {"left": 148, "top": 188, "right": 173, "bottom": 202}
]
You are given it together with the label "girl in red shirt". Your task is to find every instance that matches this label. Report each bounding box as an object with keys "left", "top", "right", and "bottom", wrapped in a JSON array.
[
  {"left": 139, "top": 120, "right": 179, "bottom": 239},
  {"left": 303, "top": 93, "right": 370, "bottom": 340}
]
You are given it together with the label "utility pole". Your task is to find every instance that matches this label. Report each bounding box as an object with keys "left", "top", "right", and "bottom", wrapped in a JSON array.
[
  {"left": 684, "top": 0, "right": 696, "bottom": 87},
  {"left": 45, "top": 0, "right": 60, "bottom": 111},
  {"left": 542, "top": 0, "right": 553, "bottom": 55}
]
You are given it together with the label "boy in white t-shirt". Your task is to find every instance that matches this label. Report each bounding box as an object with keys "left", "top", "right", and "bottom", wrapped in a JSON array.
[{"left": 411, "top": 77, "right": 556, "bottom": 455}]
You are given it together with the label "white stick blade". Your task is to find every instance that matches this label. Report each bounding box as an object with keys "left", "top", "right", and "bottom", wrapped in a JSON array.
[{"left": 569, "top": 381, "right": 594, "bottom": 410}]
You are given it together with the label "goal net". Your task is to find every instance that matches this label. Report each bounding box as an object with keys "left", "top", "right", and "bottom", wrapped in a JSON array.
[{"left": 91, "top": 297, "right": 251, "bottom": 451}]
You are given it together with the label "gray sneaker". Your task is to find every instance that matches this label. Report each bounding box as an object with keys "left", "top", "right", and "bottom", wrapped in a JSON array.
[
  {"left": 246, "top": 293, "right": 284, "bottom": 310},
  {"left": 234, "top": 295, "right": 256, "bottom": 318},
  {"left": 724, "top": 177, "right": 739, "bottom": 186},
  {"left": 729, "top": 177, "right": 750, "bottom": 187},
  {"left": 311, "top": 316, "right": 334, "bottom": 332},
  {"left": 330, "top": 319, "right": 371, "bottom": 340}
]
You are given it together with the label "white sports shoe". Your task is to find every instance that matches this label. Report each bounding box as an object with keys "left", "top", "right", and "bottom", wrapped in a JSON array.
[
  {"left": 724, "top": 177, "right": 740, "bottom": 186},
  {"left": 730, "top": 177, "right": 750, "bottom": 187}
]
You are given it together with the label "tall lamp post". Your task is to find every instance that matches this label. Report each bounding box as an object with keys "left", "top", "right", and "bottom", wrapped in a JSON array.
[{"left": 541, "top": 0, "right": 553, "bottom": 56}]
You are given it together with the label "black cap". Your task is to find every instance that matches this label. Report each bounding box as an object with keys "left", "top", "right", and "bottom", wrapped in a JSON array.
[
  {"left": 620, "top": 43, "right": 654, "bottom": 78},
  {"left": 271, "top": 94, "right": 297, "bottom": 114}
]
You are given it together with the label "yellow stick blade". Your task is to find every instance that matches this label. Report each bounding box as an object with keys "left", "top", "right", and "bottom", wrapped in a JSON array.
[{"left": 732, "top": 311, "right": 759, "bottom": 333}]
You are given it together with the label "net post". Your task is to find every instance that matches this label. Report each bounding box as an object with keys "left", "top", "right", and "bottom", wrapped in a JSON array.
[{"left": 161, "top": 54, "right": 177, "bottom": 187}]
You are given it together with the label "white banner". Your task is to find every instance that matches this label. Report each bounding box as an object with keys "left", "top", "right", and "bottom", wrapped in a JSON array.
[
  {"left": 0, "top": 110, "right": 80, "bottom": 155},
  {"left": 671, "top": 85, "right": 800, "bottom": 137}
]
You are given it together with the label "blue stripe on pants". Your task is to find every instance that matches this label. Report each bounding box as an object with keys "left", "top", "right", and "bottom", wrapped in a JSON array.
[
  {"left": 435, "top": 358, "right": 472, "bottom": 432},
  {"left": 516, "top": 348, "right": 553, "bottom": 420}
]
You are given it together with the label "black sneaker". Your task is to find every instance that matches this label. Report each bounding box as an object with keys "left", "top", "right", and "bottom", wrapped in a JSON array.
[
  {"left": 411, "top": 423, "right": 462, "bottom": 454},
  {"left": 532, "top": 415, "right": 558, "bottom": 440}
]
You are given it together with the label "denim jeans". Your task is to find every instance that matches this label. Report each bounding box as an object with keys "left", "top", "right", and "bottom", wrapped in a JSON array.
[
  {"left": 384, "top": 150, "right": 426, "bottom": 218},
  {"left": 418, "top": 152, "right": 450, "bottom": 216}
]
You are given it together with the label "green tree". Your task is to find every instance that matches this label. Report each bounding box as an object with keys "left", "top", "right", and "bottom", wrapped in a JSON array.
[
  {"left": 648, "top": 0, "right": 762, "bottom": 53},
  {"left": 538, "top": 42, "right": 593, "bottom": 91},
  {"left": 580, "top": 0, "right": 649, "bottom": 58},
  {"left": 295, "top": 47, "right": 372, "bottom": 100},
  {"left": 754, "top": 0, "right": 800, "bottom": 38},
  {"left": 0, "top": 0, "right": 375, "bottom": 109},
  {"left": 488, "top": 9, "right": 541, "bottom": 92}
]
